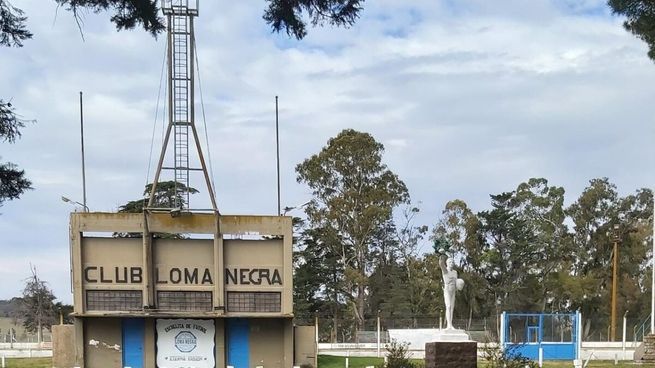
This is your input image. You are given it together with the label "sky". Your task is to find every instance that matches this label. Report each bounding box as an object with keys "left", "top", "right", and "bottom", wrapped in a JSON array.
[{"left": 0, "top": 0, "right": 654, "bottom": 303}]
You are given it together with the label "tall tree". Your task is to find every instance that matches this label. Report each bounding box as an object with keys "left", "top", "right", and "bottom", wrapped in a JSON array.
[
  {"left": 296, "top": 129, "right": 409, "bottom": 328},
  {"left": 609, "top": 0, "right": 655, "bottom": 61},
  {"left": 566, "top": 179, "right": 653, "bottom": 338},
  {"left": 17, "top": 267, "right": 57, "bottom": 343}
]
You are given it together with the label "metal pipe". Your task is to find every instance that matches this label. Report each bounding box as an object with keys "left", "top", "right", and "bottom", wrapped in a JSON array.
[
  {"left": 610, "top": 225, "right": 620, "bottom": 342},
  {"left": 276, "top": 96, "right": 281, "bottom": 216},
  {"left": 79, "top": 91, "right": 87, "bottom": 212},
  {"left": 623, "top": 310, "right": 628, "bottom": 358},
  {"left": 377, "top": 311, "right": 381, "bottom": 357}
]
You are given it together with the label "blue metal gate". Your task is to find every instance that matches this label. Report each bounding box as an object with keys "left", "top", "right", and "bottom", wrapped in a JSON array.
[
  {"left": 502, "top": 312, "right": 580, "bottom": 360},
  {"left": 122, "top": 318, "right": 145, "bottom": 368},
  {"left": 227, "top": 319, "right": 250, "bottom": 368}
]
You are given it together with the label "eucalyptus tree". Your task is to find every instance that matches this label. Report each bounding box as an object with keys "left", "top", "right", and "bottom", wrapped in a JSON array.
[{"left": 296, "top": 129, "right": 409, "bottom": 328}]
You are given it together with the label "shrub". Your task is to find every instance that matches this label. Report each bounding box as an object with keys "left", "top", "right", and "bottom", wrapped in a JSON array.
[
  {"left": 481, "top": 343, "right": 538, "bottom": 368},
  {"left": 385, "top": 339, "right": 415, "bottom": 368}
]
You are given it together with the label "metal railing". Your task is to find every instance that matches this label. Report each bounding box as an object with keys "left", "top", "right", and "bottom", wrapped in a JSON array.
[{"left": 633, "top": 314, "right": 651, "bottom": 343}]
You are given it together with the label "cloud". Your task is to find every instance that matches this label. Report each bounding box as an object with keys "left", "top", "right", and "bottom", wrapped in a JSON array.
[{"left": 1, "top": 0, "right": 653, "bottom": 302}]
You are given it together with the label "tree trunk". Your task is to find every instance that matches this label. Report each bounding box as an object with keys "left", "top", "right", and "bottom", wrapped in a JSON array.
[
  {"left": 468, "top": 305, "right": 473, "bottom": 330},
  {"left": 332, "top": 303, "right": 338, "bottom": 343},
  {"left": 356, "top": 283, "right": 366, "bottom": 329}
]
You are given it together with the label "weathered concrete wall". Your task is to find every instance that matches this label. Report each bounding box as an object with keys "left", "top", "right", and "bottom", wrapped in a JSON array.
[
  {"left": 52, "top": 325, "right": 75, "bottom": 368},
  {"left": 294, "top": 325, "right": 317, "bottom": 367},
  {"left": 250, "top": 318, "right": 286, "bottom": 368},
  {"left": 84, "top": 318, "right": 121, "bottom": 368}
]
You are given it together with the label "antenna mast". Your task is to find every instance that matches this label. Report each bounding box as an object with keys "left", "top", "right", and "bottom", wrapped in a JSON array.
[{"left": 149, "top": 0, "right": 217, "bottom": 211}]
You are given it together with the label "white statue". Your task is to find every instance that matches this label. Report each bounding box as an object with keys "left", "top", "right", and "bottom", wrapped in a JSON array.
[{"left": 439, "top": 255, "right": 464, "bottom": 330}]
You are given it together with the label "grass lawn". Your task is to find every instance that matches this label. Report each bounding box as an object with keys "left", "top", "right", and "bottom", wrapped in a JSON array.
[
  {"left": 2, "top": 358, "right": 51, "bottom": 368},
  {"left": 318, "top": 355, "right": 640, "bottom": 368}
]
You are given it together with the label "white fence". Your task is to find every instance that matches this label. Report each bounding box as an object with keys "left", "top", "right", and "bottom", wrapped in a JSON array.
[{"left": 318, "top": 342, "right": 637, "bottom": 361}]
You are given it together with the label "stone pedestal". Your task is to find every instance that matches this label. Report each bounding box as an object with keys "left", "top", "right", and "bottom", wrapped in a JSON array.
[
  {"left": 642, "top": 334, "right": 655, "bottom": 362},
  {"left": 425, "top": 341, "right": 477, "bottom": 368}
]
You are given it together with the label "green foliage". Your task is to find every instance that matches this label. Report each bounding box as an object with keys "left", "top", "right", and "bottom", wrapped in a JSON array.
[
  {"left": 54, "top": 302, "right": 74, "bottom": 324},
  {"left": 296, "top": 129, "right": 409, "bottom": 328},
  {"left": 118, "top": 180, "right": 198, "bottom": 212},
  {"left": 481, "top": 344, "right": 538, "bottom": 368},
  {"left": 291, "top": 133, "right": 652, "bottom": 343},
  {"left": 54, "top": 0, "right": 165, "bottom": 36},
  {"left": 0, "top": 161, "right": 32, "bottom": 206},
  {"left": 384, "top": 340, "right": 415, "bottom": 368},
  {"left": 0, "top": 100, "right": 26, "bottom": 143},
  {"left": 609, "top": 0, "right": 655, "bottom": 61},
  {"left": 115, "top": 181, "right": 198, "bottom": 238},
  {"left": 264, "top": 0, "right": 364, "bottom": 40},
  {"left": 427, "top": 177, "right": 652, "bottom": 339},
  {"left": 0, "top": 100, "right": 32, "bottom": 208},
  {"left": 0, "top": 0, "right": 32, "bottom": 47}
]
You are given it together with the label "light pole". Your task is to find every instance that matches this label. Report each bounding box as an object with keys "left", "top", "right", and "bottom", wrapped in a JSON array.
[
  {"left": 62, "top": 196, "right": 89, "bottom": 212},
  {"left": 79, "top": 91, "right": 87, "bottom": 212},
  {"left": 611, "top": 224, "right": 620, "bottom": 342},
  {"left": 275, "top": 96, "right": 281, "bottom": 216}
]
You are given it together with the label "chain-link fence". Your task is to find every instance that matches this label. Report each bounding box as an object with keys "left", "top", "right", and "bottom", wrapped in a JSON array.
[
  {"left": 0, "top": 318, "right": 51, "bottom": 344},
  {"left": 295, "top": 315, "right": 500, "bottom": 343},
  {"left": 294, "top": 314, "right": 652, "bottom": 344}
]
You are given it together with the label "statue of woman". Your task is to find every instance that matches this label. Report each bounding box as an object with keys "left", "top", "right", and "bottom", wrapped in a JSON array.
[{"left": 439, "top": 255, "right": 463, "bottom": 330}]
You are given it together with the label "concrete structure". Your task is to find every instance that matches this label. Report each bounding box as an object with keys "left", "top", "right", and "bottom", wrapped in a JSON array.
[
  {"left": 634, "top": 333, "right": 655, "bottom": 362},
  {"left": 68, "top": 211, "right": 298, "bottom": 368},
  {"left": 425, "top": 341, "right": 477, "bottom": 368},
  {"left": 52, "top": 325, "right": 75, "bottom": 367}
]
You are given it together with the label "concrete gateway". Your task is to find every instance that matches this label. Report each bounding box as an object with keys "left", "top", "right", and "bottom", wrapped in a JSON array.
[{"left": 64, "top": 212, "right": 313, "bottom": 368}]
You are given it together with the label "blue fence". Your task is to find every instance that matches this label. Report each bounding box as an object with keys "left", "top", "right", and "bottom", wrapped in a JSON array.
[{"left": 502, "top": 312, "right": 581, "bottom": 361}]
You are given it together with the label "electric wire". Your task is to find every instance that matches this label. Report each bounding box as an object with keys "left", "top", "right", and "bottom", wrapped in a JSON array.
[
  {"left": 145, "top": 42, "right": 169, "bottom": 198},
  {"left": 193, "top": 39, "right": 217, "bottom": 202}
]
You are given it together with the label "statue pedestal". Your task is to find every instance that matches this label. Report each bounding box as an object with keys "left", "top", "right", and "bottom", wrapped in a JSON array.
[
  {"left": 425, "top": 340, "right": 477, "bottom": 368},
  {"left": 432, "top": 328, "right": 470, "bottom": 342}
]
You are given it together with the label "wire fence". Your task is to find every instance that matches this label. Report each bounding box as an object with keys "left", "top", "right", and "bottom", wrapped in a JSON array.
[{"left": 294, "top": 315, "right": 651, "bottom": 344}]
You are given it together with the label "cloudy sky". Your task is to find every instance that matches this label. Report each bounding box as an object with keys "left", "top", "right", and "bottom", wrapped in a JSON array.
[{"left": 0, "top": 0, "right": 654, "bottom": 303}]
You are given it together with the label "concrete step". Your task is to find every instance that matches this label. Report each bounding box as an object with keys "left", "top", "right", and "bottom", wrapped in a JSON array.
[{"left": 637, "top": 334, "right": 655, "bottom": 362}]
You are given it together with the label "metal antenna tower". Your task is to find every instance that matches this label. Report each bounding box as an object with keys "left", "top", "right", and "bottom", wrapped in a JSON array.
[{"left": 149, "top": 0, "right": 217, "bottom": 211}]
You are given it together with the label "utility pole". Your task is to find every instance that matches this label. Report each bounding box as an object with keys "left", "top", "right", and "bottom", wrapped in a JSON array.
[
  {"left": 275, "top": 96, "right": 280, "bottom": 215},
  {"left": 611, "top": 224, "right": 620, "bottom": 342},
  {"left": 79, "top": 91, "right": 87, "bottom": 212}
]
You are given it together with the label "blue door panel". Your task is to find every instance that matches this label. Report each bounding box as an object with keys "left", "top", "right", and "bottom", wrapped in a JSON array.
[
  {"left": 122, "top": 318, "right": 145, "bottom": 368},
  {"left": 227, "top": 319, "right": 249, "bottom": 368}
]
